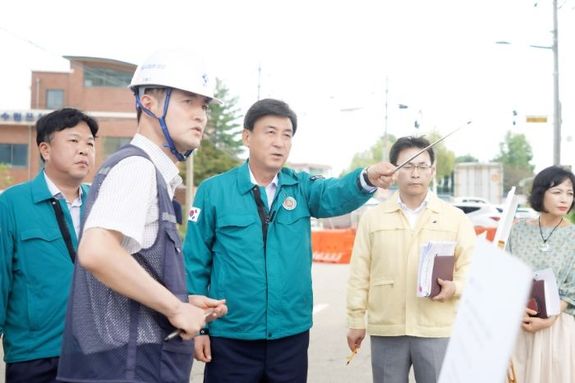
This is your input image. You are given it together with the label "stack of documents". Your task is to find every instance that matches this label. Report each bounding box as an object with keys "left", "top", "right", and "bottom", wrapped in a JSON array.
[
  {"left": 528, "top": 268, "right": 561, "bottom": 318},
  {"left": 417, "top": 241, "right": 456, "bottom": 298}
]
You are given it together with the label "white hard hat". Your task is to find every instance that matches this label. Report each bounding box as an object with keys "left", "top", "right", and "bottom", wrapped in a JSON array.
[{"left": 130, "top": 49, "right": 222, "bottom": 105}]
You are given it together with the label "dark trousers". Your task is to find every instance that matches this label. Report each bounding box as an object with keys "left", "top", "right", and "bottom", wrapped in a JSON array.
[
  {"left": 205, "top": 331, "right": 309, "bottom": 383},
  {"left": 6, "top": 357, "right": 61, "bottom": 383}
]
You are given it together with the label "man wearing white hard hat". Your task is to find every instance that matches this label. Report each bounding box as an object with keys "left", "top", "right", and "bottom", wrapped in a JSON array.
[{"left": 57, "top": 50, "right": 227, "bottom": 383}]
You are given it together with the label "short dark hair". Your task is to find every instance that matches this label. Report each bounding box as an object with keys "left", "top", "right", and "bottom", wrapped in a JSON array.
[
  {"left": 389, "top": 136, "right": 434, "bottom": 166},
  {"left": 243, "top": 98, "right": 298, "bottom": 135},
  {"left": 135, "top": 87, "right": 166, "bottom": 122},
  {"left": 36, "top": 108, "right": 99, "bottom": 146},
  {"left": 529, "top": 165, "right": 575, "bottom": 213}
]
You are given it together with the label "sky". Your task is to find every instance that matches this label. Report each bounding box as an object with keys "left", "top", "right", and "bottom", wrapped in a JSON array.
[{"left": 1, "top": 0, "right": 574, "bottom": 175}]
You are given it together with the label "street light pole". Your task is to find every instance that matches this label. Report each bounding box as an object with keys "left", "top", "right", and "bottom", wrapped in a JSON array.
[
  {"left": 383, "top": 77, "right": 389, "bottom": 162},
  {"left": 551, "top": 0, "right": 561, "bottom": 165},
  {"left": 497, "top": 0, "right": 561, "bottom": 165}
]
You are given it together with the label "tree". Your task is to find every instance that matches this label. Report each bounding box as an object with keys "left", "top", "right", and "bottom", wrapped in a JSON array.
[
  {"left": 423, "top": 131, "right": 456, "bottom": 195},
  {"left": 0, "top": 163, "right": 13, "bottom": 189},
  {"left": 344, "top": 132, "right": 456, "bottom": 183},
  {"left": 426, "top": 131, "right": 455, "bottom": 181},
  {"left": 455, "top": 154, "right": 478, "bottom": 163},
  {"left": 190, "top": 79, "right": 243, "bottom": 186},
  {"left": 204, "top": 79, "right": 244, "bottom": 158},
  {"left": 192, "top": 140, "right": 240, "bottom": 184},
  {"left": 493, "top": 131, "right": 535, "bottom": 193},
  {"left": 344, "top": 134, "right": 396, "bottom": 175}
]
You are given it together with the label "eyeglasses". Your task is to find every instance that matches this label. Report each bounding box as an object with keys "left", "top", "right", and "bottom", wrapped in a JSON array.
[{"left": 399, "top": 163, "right": 432, "bottom": 172}]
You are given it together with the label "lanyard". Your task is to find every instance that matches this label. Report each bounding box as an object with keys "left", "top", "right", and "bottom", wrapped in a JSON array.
[
  {"left": 50, "top": 198, "right": 76, "bottom": 263},
  {"left": 252, "top": 186, "right": 275, "bottom": 251}
]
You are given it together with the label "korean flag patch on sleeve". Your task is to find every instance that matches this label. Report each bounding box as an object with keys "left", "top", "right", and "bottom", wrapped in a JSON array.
[{"left": 188, "top": 207, "right": 201, "bottom": 222}]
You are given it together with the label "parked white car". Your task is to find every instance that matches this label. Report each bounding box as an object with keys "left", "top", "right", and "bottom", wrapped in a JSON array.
[
  {"left": 452, "top": 196, "right": 490, "bottom": 204},
  {"left": 496, "top": 205, "right": 539, "bottom": 220},
  {"left": 453, "top": 202, "right": 502, "bottom": 227},
  {"left": 454, "top": 202, "right": 539, "bottom": 228}
]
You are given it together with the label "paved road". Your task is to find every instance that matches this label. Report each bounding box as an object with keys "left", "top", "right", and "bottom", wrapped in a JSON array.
[
  {"left": 1, "top": 263, "right": 414, "bottom": 382},
  {"left": 189, "top": 262, "right": 374, "bottom": 382}
]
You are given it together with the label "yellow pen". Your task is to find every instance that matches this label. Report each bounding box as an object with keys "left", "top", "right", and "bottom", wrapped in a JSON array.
[
  {"left": 164, "top": 309, "right": 215, "bottom": 341},
  {"left": 346, "top": 348, "right": 359, "bottom": 365}
]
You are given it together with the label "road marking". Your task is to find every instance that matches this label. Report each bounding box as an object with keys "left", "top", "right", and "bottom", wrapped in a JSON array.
[{"left": 313, "top": 303, "right": 329, "bottom": 315}]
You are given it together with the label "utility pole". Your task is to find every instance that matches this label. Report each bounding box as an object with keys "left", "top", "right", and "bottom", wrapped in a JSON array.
[
  {"left": 383, "top": 77, "right": 389, "bottom": 161},
  {"left": 552, "top": 0, "right": 561, "bottom": 165},
  {"left": 257, "top": 64, "right": 262, "bottom": 101},
  {"left": 508, "top": 0, "right": 561, "bottom": 165},
  {"left": 186, "top": 155, "right": 194, "bottom": 216}
]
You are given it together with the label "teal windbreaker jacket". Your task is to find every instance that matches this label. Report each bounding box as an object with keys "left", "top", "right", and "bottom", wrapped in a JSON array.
[
  {"left": 0, "top": 172, "right": 88, "bottom": 363},
  {"left": 183, "top": 162, "right": 372, "bottom": 340}
]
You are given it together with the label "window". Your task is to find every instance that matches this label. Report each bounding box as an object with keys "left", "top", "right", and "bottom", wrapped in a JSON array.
[
  {"left": 46, "top": 89, "right": 64, "bottom": 109},
  {"left": 84, "top": 66, "right": 132, "bottom": 88},
  {"left": 0, "top": 144, "right": 28, "bottom": 167},
  {"left": 102, "top": 137, "right": 131, "bottom": 158}
]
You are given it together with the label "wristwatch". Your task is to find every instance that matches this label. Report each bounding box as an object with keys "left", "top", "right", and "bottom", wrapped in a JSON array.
[{"left": 362, "top": 167, "right": 376, "bottom": 188}]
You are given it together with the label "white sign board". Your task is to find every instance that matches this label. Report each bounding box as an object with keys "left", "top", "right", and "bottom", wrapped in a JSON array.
[{"left": 438, "top": 240, "right": 532, "bottom": 383}]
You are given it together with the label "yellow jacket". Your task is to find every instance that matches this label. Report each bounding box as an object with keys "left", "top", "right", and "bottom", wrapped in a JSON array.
[{"left": 346, "top": 192, "right": 476, "bottom": 337}]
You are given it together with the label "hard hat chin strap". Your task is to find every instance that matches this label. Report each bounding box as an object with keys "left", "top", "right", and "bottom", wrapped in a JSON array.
[{"left": 134, "top": 88, "right": 194, "bottom": 162}]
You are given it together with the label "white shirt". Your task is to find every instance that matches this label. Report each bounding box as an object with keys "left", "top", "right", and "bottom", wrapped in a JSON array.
[
  {"left": 83, "top": 134, "right": 182, "bottom": 253},
  {"left": 44, "top": 172, "right": 83, "bottom": 237},
  {"left": 398, "top": 192, "right": 431, "bottom": 228},
  {"left": 248, "top": 167, "right": 278, "bottom": 210},
  {"left": 247, "top": 168, "right": 372, "bottom": 210}
]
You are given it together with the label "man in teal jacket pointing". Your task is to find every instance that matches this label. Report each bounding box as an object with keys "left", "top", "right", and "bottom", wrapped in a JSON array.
[{"left": 184, "top": 98, "right": 395, "bottom": 382}]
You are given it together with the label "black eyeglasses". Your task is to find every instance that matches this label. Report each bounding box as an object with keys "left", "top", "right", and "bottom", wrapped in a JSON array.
[{"left": 400, "top": 163, "right": 432, "bottom": 172}]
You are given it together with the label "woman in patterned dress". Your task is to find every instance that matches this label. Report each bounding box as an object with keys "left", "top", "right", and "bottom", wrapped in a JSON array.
[{"left": 506, "top": 165, "right": 575, "bottom": 383}]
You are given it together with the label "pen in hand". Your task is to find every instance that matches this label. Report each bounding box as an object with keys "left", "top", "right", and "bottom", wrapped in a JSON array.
[
  {"left": 346, "top": 348, "right": 359, "bottom": 365},
  {"left": 164, "top": 309, "right": 215, "bottom": 341}
]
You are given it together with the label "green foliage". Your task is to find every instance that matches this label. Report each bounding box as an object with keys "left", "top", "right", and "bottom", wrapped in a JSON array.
[
  {"left": 204, "top": 79, "right": 244, "bottom": 158},
  {"left": 426, "top": 131, "right": 455, "bottom": 180},
  {"left": 193, "top": 140, "right": 240, "bottom": 184},
  {"left": 455, "top": 154, "right": 479, "bottom": 163},
  {"left": 344, "top": 131, "right": 456, "bottom": 183},
  {"left": 0, "top": 163, "right": 13, "bottom": 189},
  {"left": 190, "top": 79, "right": 243, "bottom": 186},
  {"left": 344, "top": 134, "right": 396, "bottom": 175},
  {"left": 493, "top": 131, "right": 535, "bottom": 193}
]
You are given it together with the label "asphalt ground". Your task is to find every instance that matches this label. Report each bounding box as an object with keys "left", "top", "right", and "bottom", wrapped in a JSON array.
[{"left": 1, "top": 263, "right": 416, "bottom": 382}]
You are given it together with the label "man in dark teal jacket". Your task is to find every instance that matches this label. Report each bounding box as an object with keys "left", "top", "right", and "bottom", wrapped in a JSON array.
[
  {"left": 184, "top": 98, "right": 395, "bottom": 382},
  {"left": 0, "top": 108, "right": 98, "bottom": 382}
]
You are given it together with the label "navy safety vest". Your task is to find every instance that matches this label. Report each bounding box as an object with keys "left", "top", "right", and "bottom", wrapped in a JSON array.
[{"left": 58, "top": 145, "right": 193, "bottom": 382}]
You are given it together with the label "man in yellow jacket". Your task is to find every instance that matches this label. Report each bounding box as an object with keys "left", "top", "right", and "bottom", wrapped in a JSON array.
[{"left": 346, "top": 136, "right": 476, "bottom": 383}]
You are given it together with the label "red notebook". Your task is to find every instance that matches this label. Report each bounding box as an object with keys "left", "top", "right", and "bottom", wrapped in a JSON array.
[
  {"left": 528, "top": 279, "right": 548, "bottom": 319},
  {"left": 527, "top": 269, "right": 561, "bottom": 319},
  {"left": 429, "top": 256, "right": 455, "bottom": 298}
]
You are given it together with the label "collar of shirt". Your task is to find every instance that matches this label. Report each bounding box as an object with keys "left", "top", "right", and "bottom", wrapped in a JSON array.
[
  {"left": 131, "top": 134, "right": 183, "bottom": 196},
  {"left": 43, "top": 171, "right": 83, "bottom": 206},
  {"left": 248, "top": 166, "right": 278, "bottom": 210},
  {"left": 397, "top": 191, "right": 431, "bottom": 228},
  {"left": 44, "top": 171, "right": 83, "bottom": 237},
  {"left": 397, "top": 192, "right": 431, "bottom": 213}
]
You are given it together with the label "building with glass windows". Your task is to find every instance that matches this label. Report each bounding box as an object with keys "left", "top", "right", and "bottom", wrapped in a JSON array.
[{"left": 0, "top": 56, "right": 137, "bottom": 187}]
